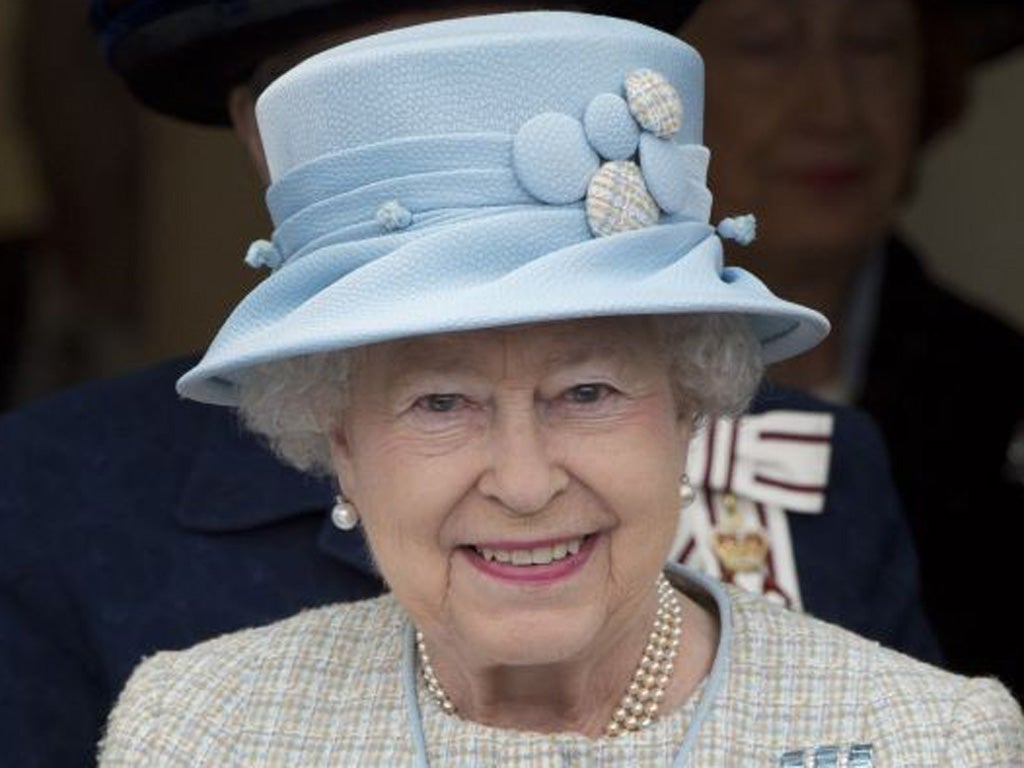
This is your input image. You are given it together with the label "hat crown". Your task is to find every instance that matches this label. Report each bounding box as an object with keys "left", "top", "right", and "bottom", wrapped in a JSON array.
[{"left": 257, "top": 12, "right": 704, "bottom": 182}]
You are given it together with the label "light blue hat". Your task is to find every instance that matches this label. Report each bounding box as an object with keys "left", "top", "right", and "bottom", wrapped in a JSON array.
[{"left": 178, "top": 11, "right": 829, "bottom": 405}]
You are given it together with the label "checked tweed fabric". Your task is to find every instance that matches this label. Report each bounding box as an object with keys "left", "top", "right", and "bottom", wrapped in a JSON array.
[{"left": 100, "top": 580, "right": 1024, "bottom": 766}]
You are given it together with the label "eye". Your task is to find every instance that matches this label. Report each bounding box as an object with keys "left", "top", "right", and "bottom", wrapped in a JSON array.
[
  {"left": 844, "top": 30, "right": 904, "bottom": 55},
  {"left": 564, "top": 383, "right": 614, "bottom": 404},
  {"left": 732, "top": 33, "right": 794, "bottom": 58},
  {"left": 415, "top": 394, "right": 464, "bottom": 413},
  {"left": 843, "top": 10, "right": 914, "bottom": 57}
]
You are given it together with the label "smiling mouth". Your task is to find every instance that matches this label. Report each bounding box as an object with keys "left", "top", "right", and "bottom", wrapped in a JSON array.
[{"left": 472, "top": 536, "right": 586, "bottom": 566}]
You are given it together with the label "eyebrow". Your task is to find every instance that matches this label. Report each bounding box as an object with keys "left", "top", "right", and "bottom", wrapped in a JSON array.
[
  {"left": 383, "top": 336, "right": 639, "bottom": 380},
  {"left": 382, "top": 339, "right": 489, "bottom": 379},
  {"left": 540, "top": 342, "right": 639, "bottom": 370}
]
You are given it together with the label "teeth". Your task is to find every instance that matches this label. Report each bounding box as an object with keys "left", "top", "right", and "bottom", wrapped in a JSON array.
[
  {"left": 511, "top": 549, "right": 532, "bottom": 565},
  {"left": 531, "top": 546, "right": 553, "bottom": 565},
  {"left": 475, "top": 537, "right": 585, "bottom": 565}
]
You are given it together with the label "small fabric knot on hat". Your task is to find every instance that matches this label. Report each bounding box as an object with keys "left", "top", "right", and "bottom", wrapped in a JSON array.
[
  {"left": 376, "top": 200, "right": 413, "bottom": 232},
  {"left": 717, "top": 214, "right": 758, "bottom": 246},
  {"left": 244, "top": 239, "right": 285, "bottom": 271}
]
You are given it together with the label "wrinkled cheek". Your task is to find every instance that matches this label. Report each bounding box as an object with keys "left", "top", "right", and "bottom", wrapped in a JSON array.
[
  {"left": 364, "top": 516, "right": 451, "bottom": 617},
  {"left": 358, "top": 506, "right": 409, "bottom": 579},
  {"left": 607, "top": 494, "right": 680, "bottom": 578}
]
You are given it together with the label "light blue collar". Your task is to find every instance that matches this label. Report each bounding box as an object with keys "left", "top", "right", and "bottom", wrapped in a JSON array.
[{"left": 400, "top": 563, "right": 733, "bottom": 767}]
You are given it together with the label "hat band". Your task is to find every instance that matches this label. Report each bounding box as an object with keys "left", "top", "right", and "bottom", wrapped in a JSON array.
[
  {"left": 267, "top": 133, "right": 515, "bottom": 223},
  {"left": 258, "top": 130, "right": 711, "bottom": 271},
  {"left": 272, "top": 168, "right": 534, "bottom": 262}
]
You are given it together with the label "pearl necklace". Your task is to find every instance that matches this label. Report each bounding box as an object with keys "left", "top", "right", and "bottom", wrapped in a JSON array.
[{"left": 415, "top": 574, "right": 683, "bottom": 738}]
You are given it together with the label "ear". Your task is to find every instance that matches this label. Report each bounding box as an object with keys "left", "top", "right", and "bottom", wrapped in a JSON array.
[
  {"left": 226, "top": 84, "right": 271, "bottom": 186},
  {"left": 327, "top": 421, "right": 360, "bottom": 500},
  {"left": 674, "top": 405, "right": 697, "bottom": 466},
  {"left": 672, "top": 392, "right": 698, "bottom": 434}
]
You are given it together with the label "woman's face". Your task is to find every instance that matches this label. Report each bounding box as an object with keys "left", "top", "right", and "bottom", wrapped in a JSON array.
[
  {"left": 684, "top": 0, "right": 922, "bottom": 279},
  {"left": 329, "top": 317, "right": 690, "bottom": 670}
]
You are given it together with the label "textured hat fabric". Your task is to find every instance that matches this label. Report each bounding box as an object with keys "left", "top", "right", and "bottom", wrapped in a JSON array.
[
  {"left": 89, "top": 0, "right": 701, "bottom": 125},
  {"left": 177, "top": 12, "right": 829, "bottom": 406}
]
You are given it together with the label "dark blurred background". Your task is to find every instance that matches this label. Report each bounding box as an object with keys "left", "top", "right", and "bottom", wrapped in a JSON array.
[
  {"left": 0, "top": 0, "right": 1022, "bottom": 410},
  {"left": 0, "top": 0, "right": 269, "bottom": 408}
]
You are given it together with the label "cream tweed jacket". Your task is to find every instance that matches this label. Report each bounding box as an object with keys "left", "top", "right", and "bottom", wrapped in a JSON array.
[{"left": 100, "top": 568, "right": 1024, "bottom": 766}]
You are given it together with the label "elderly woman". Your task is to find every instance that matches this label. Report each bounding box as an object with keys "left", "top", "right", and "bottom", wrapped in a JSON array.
[{"left": 100, "top": 12, "right": 1022, "bottom": 766}]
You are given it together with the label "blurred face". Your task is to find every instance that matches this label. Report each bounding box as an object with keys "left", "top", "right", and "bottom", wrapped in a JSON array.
[
  {"left": 329, "top": 318, "right": 690, "bottom": 671},
  {"left": 684, "top": 0, "right": 922, "bottom": 279}
]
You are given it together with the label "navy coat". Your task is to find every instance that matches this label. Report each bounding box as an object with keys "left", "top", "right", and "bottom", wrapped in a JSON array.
[
  {"left": 0, "top": 357, "right": 938, "bottom": 767},
  {"left": 860, "top": 240, "right": 1024, "bottom": 698}
]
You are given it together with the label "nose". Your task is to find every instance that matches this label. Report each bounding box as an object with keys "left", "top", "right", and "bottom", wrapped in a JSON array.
[
  {"left": 797, "top": 46, "right": 858, "bottom": 135},
  {"left": 477, "top": 403, "right": 569, "bottom": 516}
]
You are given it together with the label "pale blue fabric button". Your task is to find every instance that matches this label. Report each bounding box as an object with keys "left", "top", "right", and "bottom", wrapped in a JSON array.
[
  {"left": 513, "top": 112, "right": 599, "bottom": 204},
  {"left": 376, "top": 200, "right": 413, "bottom": 232},
  {"left": 583, "top": 93, "right": 640, "bottom": 161}
]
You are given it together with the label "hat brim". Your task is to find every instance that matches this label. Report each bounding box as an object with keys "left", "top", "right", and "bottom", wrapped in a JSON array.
[{"left": 178, "top": 214, "right": 828, "bottom": 405}]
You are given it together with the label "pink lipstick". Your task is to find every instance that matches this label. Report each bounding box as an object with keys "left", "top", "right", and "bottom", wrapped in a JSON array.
[{"left": 460, "top": 533, "right": 598, "bottom": 584}]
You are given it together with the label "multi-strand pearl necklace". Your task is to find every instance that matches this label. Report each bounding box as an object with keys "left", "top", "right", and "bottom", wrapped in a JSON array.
[{"left": 415, "top": 574, "right": 684, "bottom": 738}]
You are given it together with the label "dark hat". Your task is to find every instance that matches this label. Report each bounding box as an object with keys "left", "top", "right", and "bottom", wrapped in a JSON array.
[{"left": 90, "top": 0, "right": 701, "bottom": 125}]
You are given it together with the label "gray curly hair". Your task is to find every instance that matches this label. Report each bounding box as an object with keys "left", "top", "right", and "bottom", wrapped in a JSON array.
[{"left": 237, "top": 314, "right": 763, "bottom": 475}]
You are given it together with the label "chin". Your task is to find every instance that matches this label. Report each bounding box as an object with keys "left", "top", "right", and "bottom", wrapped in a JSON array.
[
  {"left": 775, "top": 180, "right": 892, "bottom": 242},
  {"left": 759, "top": 210, "right": 887, "bottom": 266},
  {"left": 461, "top": 602, "right": 605, "bottom": 668}
]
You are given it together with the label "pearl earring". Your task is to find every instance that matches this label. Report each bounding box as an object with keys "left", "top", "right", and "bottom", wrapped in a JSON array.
[
  {"left": 679, "top": 473, "right": 696, "bottom": 508},
  {"left": 331, "top": 494, "right": 359, "bottom": 530}
]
